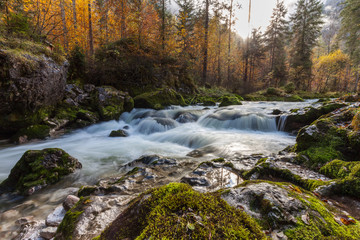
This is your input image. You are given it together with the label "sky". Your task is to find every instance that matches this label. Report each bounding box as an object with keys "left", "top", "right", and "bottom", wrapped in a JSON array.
[
  {"left": 234, "top": 0, "right": 297, "bottom": 38},
  {"left": 170, "top": 0, "right": 326, "bottom": 39}
]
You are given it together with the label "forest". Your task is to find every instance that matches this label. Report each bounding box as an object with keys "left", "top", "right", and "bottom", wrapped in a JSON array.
[{"left": 1, "top": 0, "right": 359, "bottom": 95}]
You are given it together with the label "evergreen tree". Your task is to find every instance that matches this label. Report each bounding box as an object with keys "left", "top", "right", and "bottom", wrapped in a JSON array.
[
  {"left": 340, "top": 0, "right": 360, "bottom": 92},
  {"left": 175, "top": 0, "right": 196, "bottom": 55},
  {"left": 289, "top": 0, "right": 323, "bottom": 90},
  {"left": 264, "top": 0, "right": 288, "bottom": 87}
]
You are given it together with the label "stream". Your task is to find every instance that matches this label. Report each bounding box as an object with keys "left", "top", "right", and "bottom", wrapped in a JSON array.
[{"left": 0, "top": 100, "right": 318, "bottom": 235}]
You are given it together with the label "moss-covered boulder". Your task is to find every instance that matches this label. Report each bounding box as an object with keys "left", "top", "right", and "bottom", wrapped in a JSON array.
[
  {"left": 11, "top": 124, "right": 51, "bottom": 143},
  {"left": 92, "top": 86, "right": 132, "bottom": 121},
  {"left": 294, "top": 106, "right": 360, "bottom": 169},
  {"left": 98, "top": 183, "right": 266, "bottom": 240},
  {"left": 0, "top": 148, "right": 81, "bottom": 195},
  {"left": 134, "top": 88, "right": 186, "bottom": 110},
  {"left": 219, "top": 96, "right": 242, "bottom": 107},
  {"left": 222, "top": 181, "right": 360, "bottom": 239},
  {"left": 0, "top": 38, "right": 67, "bottom": 136},
  {"left": 284, "top": 102, "right": 348, "bottom": 132}
]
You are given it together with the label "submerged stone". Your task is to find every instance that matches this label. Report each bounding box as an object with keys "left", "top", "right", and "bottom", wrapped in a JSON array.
[
  {"left": 109, "top": 129, "right": 128, "bottom": 137},
  {"left": 0, "top": 148, "right": 82, "bottom": 195}
]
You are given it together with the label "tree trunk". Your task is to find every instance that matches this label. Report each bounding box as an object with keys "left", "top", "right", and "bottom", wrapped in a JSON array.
[
  {"left": 354, "top": 70, "right": 359, "bottom": 92},
  {"left": 202, "top": 0, "right": 209, "bottom": 85},
  {"left": 217, "top": 23, "right": 222, "bottom": 86},
  {"left": 88, "top": 0, "right": 94, "bottom": 56},
  {"left": 121, "top": 0, "right": 126, "bottom": 39},
  {"left": 72, "top": 0, "right": 78, "bottom": 31},
  {"left": 227, "top": 0, "right": 233, "bottom": 85},
  {"left": 161, "top": 0, "right": 166, "bottom": 50},
  {"left": 60, "top": 0, "right": 69, "bottom": 52}
]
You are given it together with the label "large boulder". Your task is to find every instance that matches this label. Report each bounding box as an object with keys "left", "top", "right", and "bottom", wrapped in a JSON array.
[
  {"left": 222, "top": 181, "right": 360, "bottom": 239},
  {"left": 0, "top": 148, "right": 81, "bottom": 195},
  {"left": 134, "top": 88, "right": 186, "bottom": 110},
  {"left": 96, "top": 183, "right": 266, "bottom": 240},
  {"left": 294, "top": 106, "right": 360, "bottom": 169},
  {"left": 284, "top": 102, "right": 347, "bottom": 132},
  {"left": 0, "top": 49, "right": 68, "bottom": 135},
  {"left": 219, "top": 96, "right": 242, "bottom": 107}
]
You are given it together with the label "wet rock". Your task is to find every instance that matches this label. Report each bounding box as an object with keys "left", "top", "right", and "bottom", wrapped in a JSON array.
[
  {"left": 222, "top": 182, "right": 304, "bottom": 228},
  {"left": 55, "top": 195, "right": 133, "bottom": 240},
  {"left": 126, "top": 155, "right": 177, "bottom": 167},
  {"left": 294, "top": 106, "right": 360, "bottom": 169},
  {"left": 0, "top": 50, "right": 68, "bottom": 136},
  {"left": 11, "top": 124, "right": 51, "bottom": 143},
  {"left": 0, "top": 148, "right": 82, "bottom": 195},
  {"left": 63, "top": 195, "right": 80, "bottom": 211},
  {"left": 175, "top": 112, "right": 198, "bottom": 123},
  {"left": 272, "top": 109, "right": 282, "bottom": 115},
  {"left": 40, "top": 226, "right": 57, "bottom": 239},
  {"left": 13, "top": 218, "right": 45, "bottom": 240},
  {"left": 46, "top": 206, "right": 66, "bottom": 227},
  {"left": 134, "top": 88, "right": 186, "bottom": 110},
  {"left": 219, "top": 96, "right": 242, "bottom": 107},
  {"left": 181, "top": 161, "right": 243, "bottom": 191},
  {"left": 109, "top": 129, "right": 128, "bottom": 137},
  {"left": 76, "top": 110, "right": 99, "bottom": 123},
  {"left": 284, "top": 102, "right": 347, "bottom": 131}
]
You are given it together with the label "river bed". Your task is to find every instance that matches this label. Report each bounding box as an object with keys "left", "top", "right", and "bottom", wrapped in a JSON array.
[{"left": 0, "top": 100, "right": 319, "bottom": 236}]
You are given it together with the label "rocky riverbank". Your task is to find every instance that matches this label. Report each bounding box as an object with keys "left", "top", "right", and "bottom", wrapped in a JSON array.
[{"left": 0, "top": 98, "right": 359, "bottom": 239}]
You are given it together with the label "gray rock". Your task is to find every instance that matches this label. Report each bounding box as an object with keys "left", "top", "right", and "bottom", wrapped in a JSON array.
[
  {"left": 222, "top": 182, "right": 305, "bottom": 228},
  {"left": 46, "top": 206, "right": 66, "bottom": 227},
  {"left": 109, "top": 129, "right": 128, "bottom": 137},
  {"left": 63, "top": 195, "right": 80, "bottom": 211},
  {"left": 13, "top": 218, "right": 46, "bottom": 240},
  {"left": 55, "top": 195, "right": 133, "bottom": 240},
  {"left": 40, "top": 226, "right": 57, "bottom": 239},
  {"left": 0, "top": 50, "right": 68, "bottom": 135},
  {"left": 176, "top": 112, "right": 198, "bottom": 123}
]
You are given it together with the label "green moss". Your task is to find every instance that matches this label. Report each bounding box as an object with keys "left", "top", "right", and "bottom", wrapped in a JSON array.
[
  {"left": 134, "top": 88, "right": 186, "bottom": 110},
  {"left": 56, "top": 197, "right": 90, "bottom": 240},
  {"left": 284, "top": 195, "right": 360, "bottom": 239},
  {"left": 320, "top": 160, "right": 360, "bottom": 179},
  {"left": 242, "top": 162, "right": 327, "bottom": 191},
  {"left": 219, "top": 96, "right": 242, "bottom": 107},
  {"left": 255, "top": 158, "right": 268, "bottom": 166},
  {"left": 12, "top": 124, "right": 50, "bottom": 141},
  {"left": 212, "top": 158, "right": 225, "bottom": 163},
  {"left": 331, "top": 177, "right": 360, "bottom": 198},
  {"left": 99, "top": 183, "right": 266, "bottom": 240},
  {"left": 0, "top": 37, "right": 66, "bottom": 64},
  {"left": 0, "top": 148, "right": 80, "bottom": 195},
  {"left": 234, "top": 180, "right": 360, "bottom": 239}
]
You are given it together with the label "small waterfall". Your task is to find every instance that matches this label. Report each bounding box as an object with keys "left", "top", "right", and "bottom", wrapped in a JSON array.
[
  {"left": 277, "top": 114, "right": 288, "bottom": 131},
  {"left": 199, "top": 113, "right": 278, "bottom": 132}
]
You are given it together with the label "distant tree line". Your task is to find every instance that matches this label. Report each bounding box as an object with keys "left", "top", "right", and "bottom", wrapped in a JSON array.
[{"left": 0, "top": 0, "right": 359, "bottom": 93}]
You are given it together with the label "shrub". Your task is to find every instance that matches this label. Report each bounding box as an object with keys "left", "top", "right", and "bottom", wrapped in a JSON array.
[{"left": 285, "top": 82, "right": 295, "bottom": 93}]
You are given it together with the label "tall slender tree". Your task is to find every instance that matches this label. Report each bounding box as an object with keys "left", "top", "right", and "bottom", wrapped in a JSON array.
[
  {"left": 88, "top": 0, "right": 94, "bottom": 56},
  {"left": 264, "top": 0, "right": 287, "bottom": 87},
  {"left": 289, "top": 0, "right": 323, "bottom": 90},
  {"left": 59, "top": 0, "right": 68, "bottom": 52},
  {"left": 340, "top": 0, "right": 360, "bottom": 92},
  {"left": 201, "top": 0, "right": 210, "bottom": 85}
]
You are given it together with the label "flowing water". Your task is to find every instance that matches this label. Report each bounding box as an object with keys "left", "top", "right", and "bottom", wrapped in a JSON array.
[{"left": 0, "top": 100, "right": 318, "bottom": 234}]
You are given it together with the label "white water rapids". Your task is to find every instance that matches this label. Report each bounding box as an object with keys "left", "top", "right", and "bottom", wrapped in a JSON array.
[
  {"left": 0, "top": 100, "right": 319, "bottom": 230},
  {"left": 0, "top": 101, "right": 318, "bottom": 184}
]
